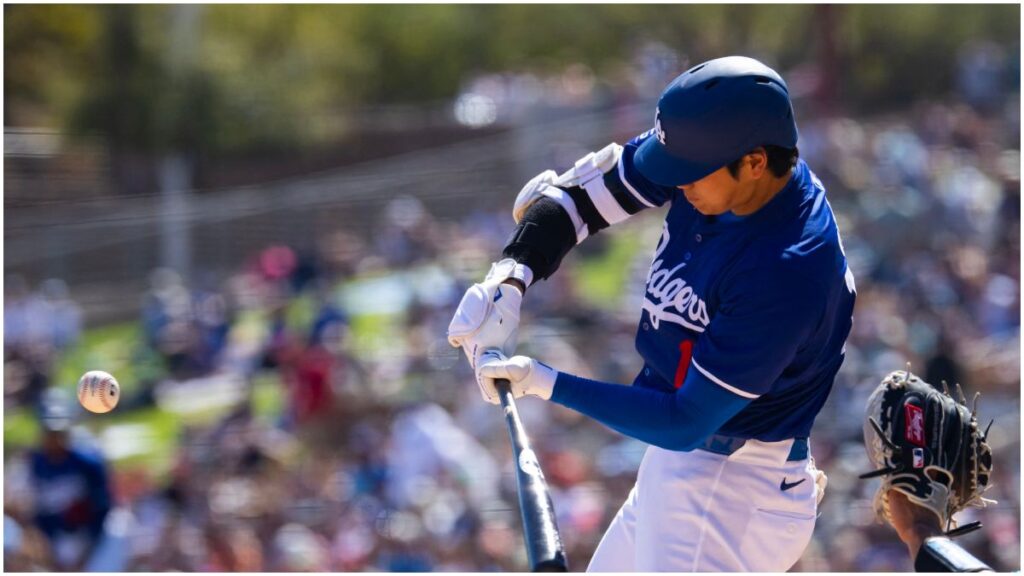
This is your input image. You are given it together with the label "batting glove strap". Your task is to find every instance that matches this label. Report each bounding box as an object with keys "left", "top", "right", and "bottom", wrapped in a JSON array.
[{"left": 509, "top": 262, "right": 534, "bottom": 288}]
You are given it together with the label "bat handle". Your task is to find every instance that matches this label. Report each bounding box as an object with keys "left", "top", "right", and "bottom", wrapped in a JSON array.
[
  {"left": 495, "top": 378, "right": 514, "bottom": 407},
  {"left": 494, "top": 377, "right": 568, "bottom": 572}
]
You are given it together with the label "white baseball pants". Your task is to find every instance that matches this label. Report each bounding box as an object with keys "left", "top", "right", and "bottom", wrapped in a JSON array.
[{"left": 588, "top": 440, "right": 824, "bottom": 572}]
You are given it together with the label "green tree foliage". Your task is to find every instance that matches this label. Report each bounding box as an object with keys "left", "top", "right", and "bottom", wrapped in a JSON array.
[
  {"left": 4, "top": 4, "right": 101, "bottom": 125},
  {"left": 4, "top": 4, "right": 1019, "bottom": 156},
  {"left": 840, "top": 4, "right": 1020, "bottom": 106}
]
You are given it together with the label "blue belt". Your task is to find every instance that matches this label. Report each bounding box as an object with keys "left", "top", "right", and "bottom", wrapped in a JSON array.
[{"left": 696, "top": 434, "right": 809, "bottom": 462}]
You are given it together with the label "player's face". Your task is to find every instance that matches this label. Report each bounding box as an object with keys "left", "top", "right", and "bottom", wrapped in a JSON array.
[
  {"left": 677, "top": 150, "right": 771, "bottom": 216},
  {"left": 42, "top": 429, "right": 69, "bottom": 458},
  {"left": 676, "top": 166, "right": 747, "bottom": 216}
]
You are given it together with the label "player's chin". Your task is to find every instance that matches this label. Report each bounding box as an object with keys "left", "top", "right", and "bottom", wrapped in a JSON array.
[{"left": 689, "top": 200, "right": 725, "bottom": 216}]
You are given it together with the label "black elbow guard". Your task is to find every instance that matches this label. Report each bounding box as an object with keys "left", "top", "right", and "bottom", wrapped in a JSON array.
[{"left": 502, "top": 198, "right": 578, "bottom": 281}]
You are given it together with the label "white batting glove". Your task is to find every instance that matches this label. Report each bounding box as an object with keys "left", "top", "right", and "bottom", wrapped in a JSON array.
[
  {"left": 447, "top": 259, "right": 531, "bottom": 372},
  {"left": 512, "top": 169, "right": 558, "bottom": 224},
  {"left": 475, "top": 351, "right": 557, "bottom": 405}
]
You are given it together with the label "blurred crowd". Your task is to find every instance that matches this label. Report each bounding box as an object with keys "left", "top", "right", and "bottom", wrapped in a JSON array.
[
  {"left": 5, "top": 277, "right": 82, "bottom": 411},
  {"left": 790, "top": 96, "right": 1020, "bottom": 571},
  {"left": 5, "top": 88, "right": 1021, "bottom": 571}
]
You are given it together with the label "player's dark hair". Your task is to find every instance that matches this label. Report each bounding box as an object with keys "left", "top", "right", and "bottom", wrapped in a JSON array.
[{"left": 726, "top": 146, "right": 799, "bottom": 179}]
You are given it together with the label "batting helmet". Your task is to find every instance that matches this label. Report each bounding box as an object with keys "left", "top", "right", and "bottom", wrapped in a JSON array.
[
  {"left": 39, "top": 398, "right": 73, "bottom": 433},
  {"left": 634, "top": 56, "right": 798, "bottom": 187}
]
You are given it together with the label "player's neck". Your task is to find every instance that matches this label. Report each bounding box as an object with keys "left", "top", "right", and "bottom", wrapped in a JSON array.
[{"left": 732, "top": 169, "right": 793, "bottom": 216}]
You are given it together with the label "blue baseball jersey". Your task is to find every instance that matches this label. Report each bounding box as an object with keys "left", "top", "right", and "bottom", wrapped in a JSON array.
[
  {"left": 620, "top": 130, "right": 856, "bottom": 441},
  {"left": 30, "top": 447, "right": 111, "bottom": 539}
]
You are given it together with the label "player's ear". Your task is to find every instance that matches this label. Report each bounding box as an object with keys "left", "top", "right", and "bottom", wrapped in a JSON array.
[{"left": 747, "top": 148, "right": 768, "bottom": 179}]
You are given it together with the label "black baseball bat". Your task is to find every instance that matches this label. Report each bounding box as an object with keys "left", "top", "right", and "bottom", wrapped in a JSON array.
[{"left": 495, "top": 379, "right": 568, "bottom": 572}]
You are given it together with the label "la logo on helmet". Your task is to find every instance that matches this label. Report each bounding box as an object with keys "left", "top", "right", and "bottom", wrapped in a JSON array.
[{"left": 654, "top": 108, "right": 666, "bottom": 145}]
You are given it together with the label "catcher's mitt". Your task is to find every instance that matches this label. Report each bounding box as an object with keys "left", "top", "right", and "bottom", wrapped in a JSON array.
[{"left": 861, "top": 369, "right": 994, "bottom": 533}]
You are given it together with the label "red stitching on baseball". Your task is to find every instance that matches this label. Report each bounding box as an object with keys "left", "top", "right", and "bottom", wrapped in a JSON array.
[{"left": 100, "top": 381, "right": 112, "bottom": 409}]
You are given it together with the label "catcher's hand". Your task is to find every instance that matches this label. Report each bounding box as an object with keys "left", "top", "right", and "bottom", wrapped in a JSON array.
[{"left": 861, "top": 369, "right": 995, "bottom": 534}]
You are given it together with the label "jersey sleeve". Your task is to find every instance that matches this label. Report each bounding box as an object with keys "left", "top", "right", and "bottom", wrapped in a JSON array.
[
  {"left": 619, "top": 130, "right": 678, "bottom": 208},
  {"left": 83, "top": 454, "right": 112, "bottom": 536},
  {"left": 550, "top": 362, "right": 752, "bottom": 451},
  {"left": 691, "top": 265, "right": 826, "bottom": 398},
  {"left": 537, "top": 131, "right": 676, "bottom": 244}
]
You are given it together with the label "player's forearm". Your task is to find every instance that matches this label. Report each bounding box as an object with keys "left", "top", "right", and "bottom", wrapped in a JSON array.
[
  {"left": 502, "top": 198, "right": 578, "bottom": 283},
  {"left": 502, "top": 278, "right": 527, "bottom": 294},
  {"left": 885, "top": 490, "right": 942, "bottom": 556},
  {"left": 549, "top": 369, "right": 750, "bottom": 451}
]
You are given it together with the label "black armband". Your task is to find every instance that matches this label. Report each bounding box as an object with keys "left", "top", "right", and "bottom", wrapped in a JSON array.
[
  {"left": 502, "top": 198, "right": 577, "bottom": 282},
  {"left": 915, "top": 537, "right": 992, "bottom": 572},
  {"left": 562, "top": 185, "right": 611, "bottom": 237},
  {"left": 603, "top": 169, "right": 647, "bottom": 215}
]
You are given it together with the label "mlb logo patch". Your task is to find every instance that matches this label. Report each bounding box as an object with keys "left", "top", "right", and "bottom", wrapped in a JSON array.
[
  {"left": 905, "top": 404, "right": 926, "bottom": 447},
  {"left": 913, "top": 448, "right": 925, "bottom": 469}
]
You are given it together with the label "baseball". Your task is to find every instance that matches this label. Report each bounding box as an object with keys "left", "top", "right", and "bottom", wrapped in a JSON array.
[{"left": 77, "top": 370, "right": 120, "bottom": 414}]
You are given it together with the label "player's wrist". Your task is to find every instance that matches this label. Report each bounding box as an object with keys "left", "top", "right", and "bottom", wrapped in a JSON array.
[
  {"left": 526, "top": 359, "right": 557, "bottom": 400},
  {"left": 902, "top": 521, "right": 943, "bottom": 557},
  {"left": 509, "top": 261, "right": 534, "bottom": 289},
  {"left": 485, "top": 259, "right": 533, "bottom": 287},
  {"left": 548, "top": 370, "right": 585, "bottom": 406},
  {"left": 502, "top": 278, "right": 527, "bottom": 294},
  {"left": 886, "top": 491, "right": 944, "bottom": 557}
]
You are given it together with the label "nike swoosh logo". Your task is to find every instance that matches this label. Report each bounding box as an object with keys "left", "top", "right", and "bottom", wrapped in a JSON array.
[{"left": 780, "top": 478, "right": 806, "bottom": 491}]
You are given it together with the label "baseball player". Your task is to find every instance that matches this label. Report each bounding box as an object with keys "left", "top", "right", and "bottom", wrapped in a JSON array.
[
  {"left": 28, "top": 397, "right": 114, "bottom": 571},
  {"left": 449, "top": 55, "right": 857, "bottom": 571}
]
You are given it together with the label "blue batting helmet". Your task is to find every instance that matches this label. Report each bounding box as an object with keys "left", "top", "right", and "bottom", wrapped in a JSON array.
[
  {"left": 634, "top": 56, "right": 798, "bottom": 187},
  {"left": 39, "top": 394, "right": 74, "bottom": 432}
]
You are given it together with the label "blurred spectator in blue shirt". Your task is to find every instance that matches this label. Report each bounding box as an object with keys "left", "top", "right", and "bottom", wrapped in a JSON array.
[{"left": 28, "top": 399, "right": 112, "bottom": 571}]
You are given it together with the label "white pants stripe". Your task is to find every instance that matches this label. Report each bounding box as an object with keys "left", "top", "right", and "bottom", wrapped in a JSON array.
[{"left": 588, "top": 441, "right": 823, "bottom": 572}]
